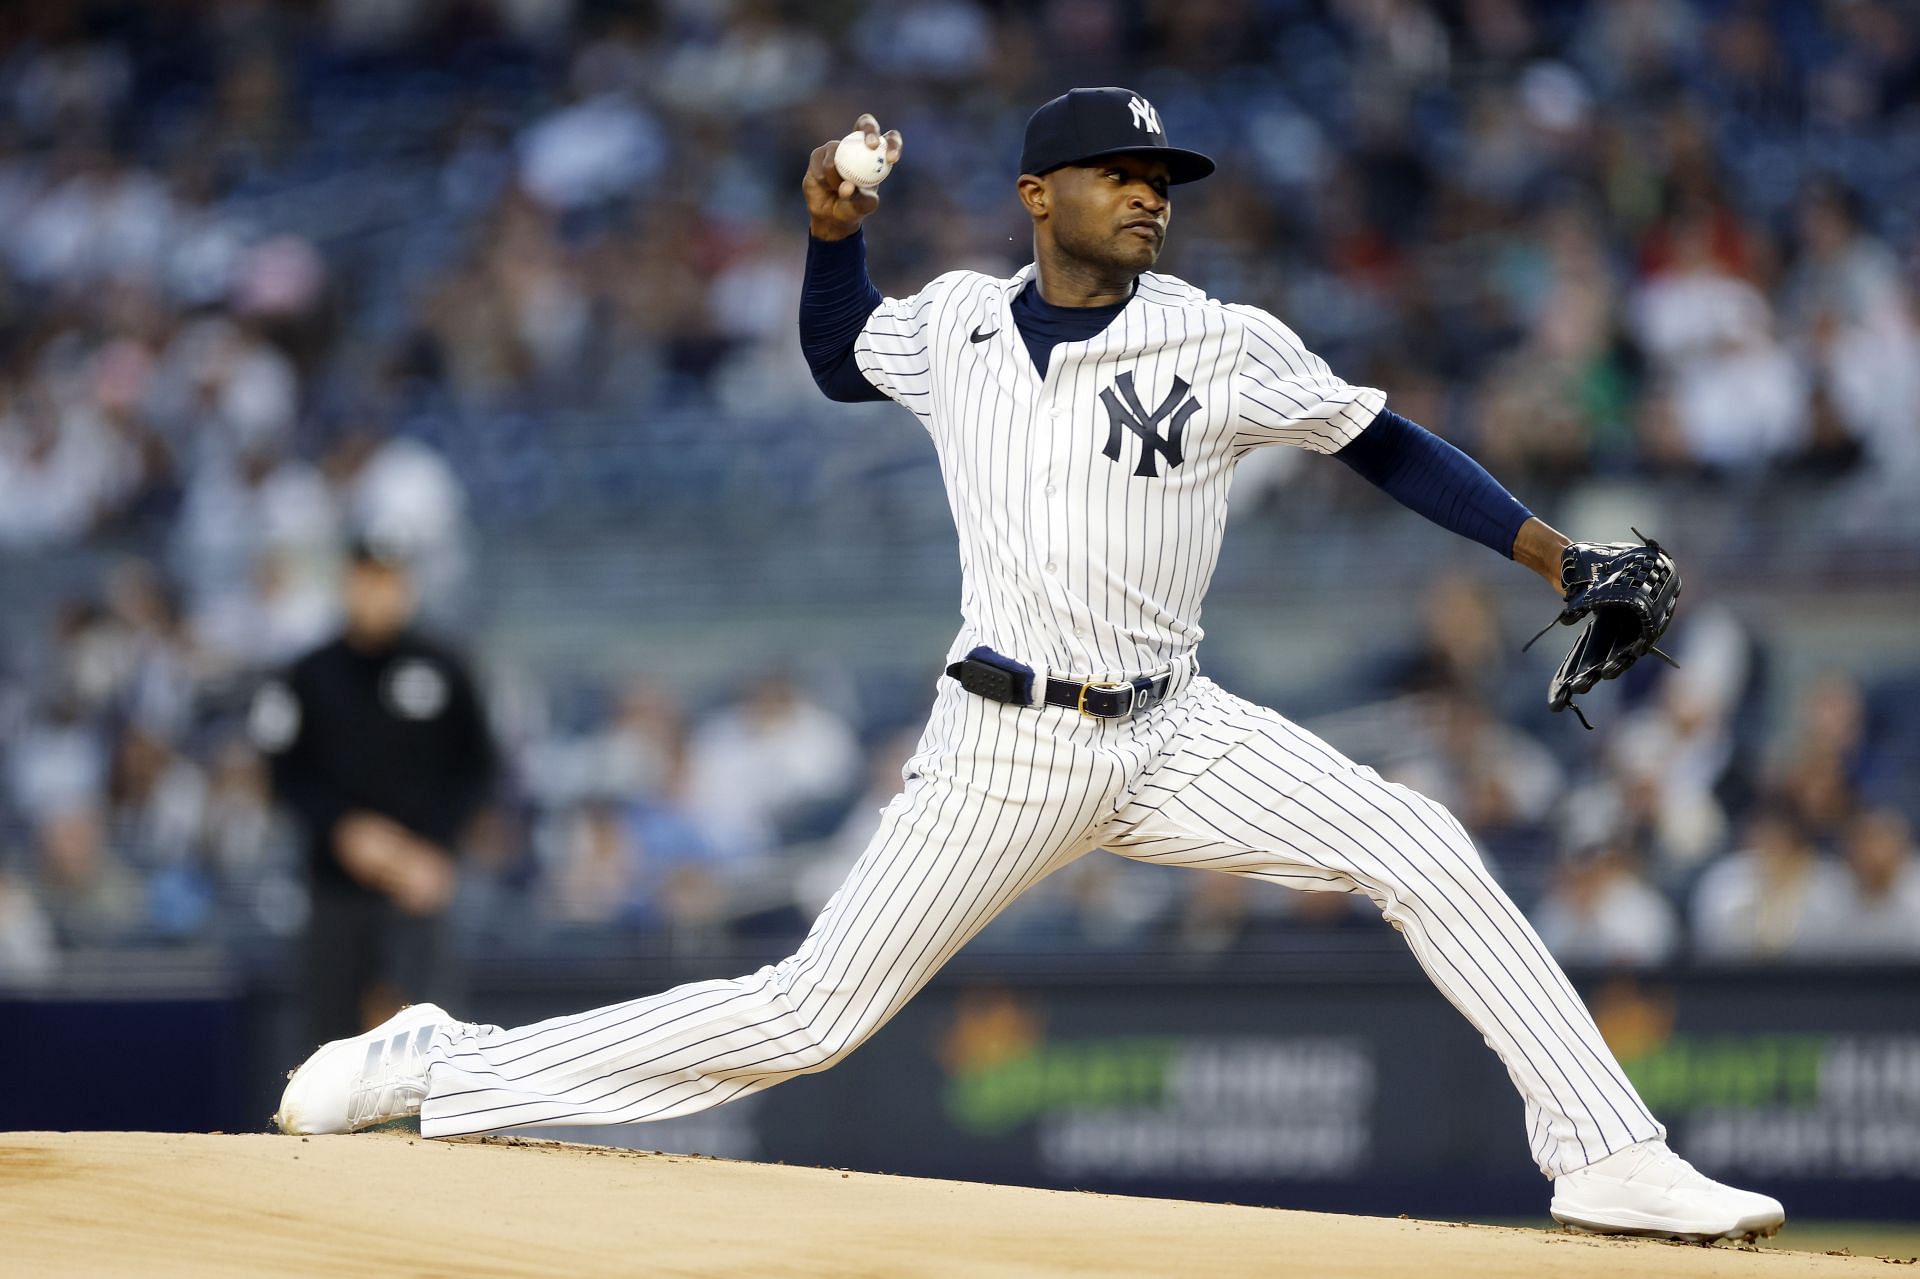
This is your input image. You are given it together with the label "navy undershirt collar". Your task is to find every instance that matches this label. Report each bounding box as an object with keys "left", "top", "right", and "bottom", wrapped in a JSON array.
[{"left": 1011, "top": 280, "right": 1132, "bottom": 379}]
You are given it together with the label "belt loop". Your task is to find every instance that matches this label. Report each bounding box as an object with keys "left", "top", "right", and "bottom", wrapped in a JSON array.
[{"left": 1168, "top": 651, "right": 1196, "bottom": 698}]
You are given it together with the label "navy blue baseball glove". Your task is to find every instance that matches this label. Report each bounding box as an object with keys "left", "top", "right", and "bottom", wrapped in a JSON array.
[{"left": 1524, "top": 530, "right": 1681, "bottom": 729}]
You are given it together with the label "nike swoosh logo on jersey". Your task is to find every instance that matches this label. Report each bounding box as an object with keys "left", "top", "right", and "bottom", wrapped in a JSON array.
[{"left": 969, "top": 324, "right": 997, "bottom": 343}]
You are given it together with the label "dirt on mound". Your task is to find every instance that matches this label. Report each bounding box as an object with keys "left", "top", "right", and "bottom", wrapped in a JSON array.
[{"left": 0, "top": 1131, "right": 1891, "bottom": 1278}]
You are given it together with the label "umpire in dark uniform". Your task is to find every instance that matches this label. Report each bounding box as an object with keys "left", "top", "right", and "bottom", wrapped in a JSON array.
[{"left": 254, "top": 534, "right": 496, "bottom": 1043}]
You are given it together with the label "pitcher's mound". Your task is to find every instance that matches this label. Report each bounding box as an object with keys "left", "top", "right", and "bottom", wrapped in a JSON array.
[{"left": 0, "top": 1131, "right": 1880, "bottom": 1277}]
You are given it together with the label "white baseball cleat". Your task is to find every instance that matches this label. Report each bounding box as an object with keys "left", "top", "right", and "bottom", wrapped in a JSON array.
[
  {"left": 1549, "top": 1139, "right": 1785, "bottom": 1242},
  {"left": 274, "top": 1003, "right": 452, "bottom": 1135}
]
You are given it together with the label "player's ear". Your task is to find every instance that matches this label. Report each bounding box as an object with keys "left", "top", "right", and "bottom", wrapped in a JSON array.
[{"left": 1016, "top": 174, "right": 1048, "bottom": 218}]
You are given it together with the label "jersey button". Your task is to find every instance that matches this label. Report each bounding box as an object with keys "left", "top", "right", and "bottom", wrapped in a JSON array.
[
  {"left": 1045, "top": 561, "right": 1057, "bottom": 573},
  {"left": 1044, "top": 485, "right": 1057, "bottom": 496},
  {"left": 1048, "top": 407, "right": 1065, "bottom": 421}
]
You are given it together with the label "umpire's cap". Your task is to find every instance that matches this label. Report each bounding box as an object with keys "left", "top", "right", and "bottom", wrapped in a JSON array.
[{"left": 1020, "top": 88, "right": 1214, "bottom": 185}]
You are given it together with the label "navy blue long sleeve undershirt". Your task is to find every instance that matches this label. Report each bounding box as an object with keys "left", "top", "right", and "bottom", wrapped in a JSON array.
[
  {"left": 800, "top": 230, "right": 887, "bottom": 403},
  {"left": 798, "top": 232, "right": 1532, "bottom": 557},
  {"left": 1335, "top": 408, "right": 1533, "bottom": 558}
]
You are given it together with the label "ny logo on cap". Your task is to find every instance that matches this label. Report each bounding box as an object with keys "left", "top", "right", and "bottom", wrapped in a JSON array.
[
  {"left": 1127, "top": 95, "right": 1162, "bottom": 135},
  {"left": 1100, "top": 371, "right": 1198, "bottom": 478}
]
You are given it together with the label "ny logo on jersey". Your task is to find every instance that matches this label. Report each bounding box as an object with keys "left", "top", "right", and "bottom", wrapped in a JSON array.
[
  {"left": 1100, "top": 371, "right": 1199, "bottom": 478},
  {"left": 1127, "top": 95, "right": 1162, "bottom": 135}
]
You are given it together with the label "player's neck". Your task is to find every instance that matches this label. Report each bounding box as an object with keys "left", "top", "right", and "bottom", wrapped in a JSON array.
[{"left": 1032, "top": 253, "right": 1138, "bottom": 309}]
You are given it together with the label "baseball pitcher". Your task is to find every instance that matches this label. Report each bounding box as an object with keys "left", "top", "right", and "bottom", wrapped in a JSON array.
[{"left": 276, "top": 89, "right": 1773, "bottom": 1243}]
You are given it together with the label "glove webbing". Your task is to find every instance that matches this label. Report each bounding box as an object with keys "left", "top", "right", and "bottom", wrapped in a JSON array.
[{"left": 1522, "top": 529, "right": 1680, "bottom": 730}]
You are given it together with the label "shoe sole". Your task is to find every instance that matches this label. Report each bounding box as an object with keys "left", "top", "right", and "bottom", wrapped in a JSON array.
[
  {"left": 274, "top": 1003, "right": 447, "bottom": 1135},
  {"left": 1551, "top": 1207, "right": 1786, "bottom": 1245}
]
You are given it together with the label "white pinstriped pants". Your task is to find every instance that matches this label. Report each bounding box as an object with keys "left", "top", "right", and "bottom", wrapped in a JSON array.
[{"left": 420, "top": 676, "right": 1663, "bottom": 1176}]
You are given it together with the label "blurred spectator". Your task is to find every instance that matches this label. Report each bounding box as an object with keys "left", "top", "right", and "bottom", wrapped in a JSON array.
[
  {"left": 34, "top": 804, "right": 142, "bottom": 946},
  {"left": 1691, "top": 801, "right": 1849, "bottom": 961},
  {"left": 7, "top": 32, "right": 130, "bottom": 140},
  {"left": 1784, "top": 179, "right": 1920, "bottom": 479},
  {"left": 1389, "top": 689, "right": 1564, "bottom": 847},
  {"left": 0, "top": 381, "right": 143, "bottom": 547},
  {"left": 1797, "top": 809, "right": 1920, "bottom": 962},
  {"left": 541, "top": 800, "right": 635, "bottom": 928},
  {"left": 658, "top": 6, "right": 827, "bottom": 114},
  {"left": 231, "top": 234, "right": 327, "bottom": 325},
  {"left": 0, "top": 865, "right": 59, "bottom": 986},
  {"left": 254, "top": 537, "right": 496, "bottom": 1041},
  {"left": 520, "top": 678, "right": 690, "bottom": 811},
  {"left": 1474, "top": 201, "right": 1633, "bottom": 482},
  {"left": 517, "top": 88, "right": 663, "bottom": 212},
  {"left": 795, "top": 726, "right": 922, "bottom": 915},
  {"left": 105, "top": 723, "right": 213, "bottom": 938},
  {"left": 1602, "top": 600, "right": 1754, "bottom": 878},
  {"left": 1597, "top": 591, "right": 1751, "bottom": 860},
  {"left": 1532, "top": 842, "right": 1680, "bottom": 968},
  {"left": 1630, "top": 204, "right": 1806, "bottom": 472},
  {"left": 171, "top": 381, "right": 338, "bottom": 667},
  {"left": 200, "top": 736, "right": 304, "bottom": 939},
  {"left": 1163, "top": 872, "right": 1257, "bottom": 958},
  {"left": 107, "top": 724, "right": 207, "bottom": 872},
  {"left": 585, "top": 680, "right": 689, "bottom": 802},
  {"left": 99, "top": 557, "right": 204, "bottom": 741},
  {"left": 1053, "top": 855, "right": 1176, "bottom": 950},
  {"left": 1365, "top": 574, "right": 1513, "bottom": 704},
  {"left": 412, "top": 189, "right": 596, "bottom": 404},
  {"left": 323, "top": 426, "right": 472, "bottom": 622},
  {"left": 683, "top": 673, "right": 862, "bottom": 859},
  {"left": 1573, "top": 0, "right": 1701, "bottom": 96},
  {"left": 1773, "top": 671, "right": 1871, "bottom": 845},
  {"left": 541, "top": 797, "right": 728, "bottom": 939},
  {"left": 11, "top": 150, "right": 169, "bottom": 289},
  {"left": 8, "top": 692, "right": 106, "bottom": 826}
]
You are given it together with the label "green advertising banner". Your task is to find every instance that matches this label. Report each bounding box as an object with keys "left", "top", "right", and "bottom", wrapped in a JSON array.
[{"left": 718, "top": 964, "right": 1920, "bottom": 1219}]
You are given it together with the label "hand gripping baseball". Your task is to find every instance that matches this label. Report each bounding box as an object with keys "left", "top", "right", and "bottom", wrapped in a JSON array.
[
  {"left": 1523, "top": 529, "right": 1682, "bottom": 729},
  {"left": 804, "top": 113, "right": 903, "bottom": 242}
]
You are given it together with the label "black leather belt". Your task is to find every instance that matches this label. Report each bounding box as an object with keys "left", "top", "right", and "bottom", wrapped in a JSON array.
[{"left": 944, "top": 647, "right": 1180, "bottom": 721}]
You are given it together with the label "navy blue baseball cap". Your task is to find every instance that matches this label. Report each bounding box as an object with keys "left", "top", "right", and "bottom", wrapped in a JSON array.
[{"left": 1020, "top": 87, "right": 1215, "bottom": 185}]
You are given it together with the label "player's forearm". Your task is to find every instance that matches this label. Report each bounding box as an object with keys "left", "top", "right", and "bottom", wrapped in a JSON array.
[
  {"left": 1511, "top": 517, "right": 1570, "bottom": 592},
  {"left": 799, "top": 230, "right": 886, "bottom": 402}
]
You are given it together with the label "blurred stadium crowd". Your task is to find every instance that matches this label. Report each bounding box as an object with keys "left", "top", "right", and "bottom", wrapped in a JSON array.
[{"left": 2, "top": 0, "right": 1919, "bottom": 986}]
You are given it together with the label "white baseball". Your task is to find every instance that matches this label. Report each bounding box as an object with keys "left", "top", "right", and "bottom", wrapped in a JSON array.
[{"left": 834, "top": 130, "right": 893, "bottom": 190}]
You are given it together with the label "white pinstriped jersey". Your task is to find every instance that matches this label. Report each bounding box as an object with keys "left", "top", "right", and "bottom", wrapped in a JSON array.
[{"left": 853, "top": 265, "right": 1386, "bottom": 681}]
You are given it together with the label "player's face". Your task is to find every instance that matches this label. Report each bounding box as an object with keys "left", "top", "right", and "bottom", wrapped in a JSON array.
[{"left": 1044, "top": 155, "right": 1172, "bottom": 274}]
